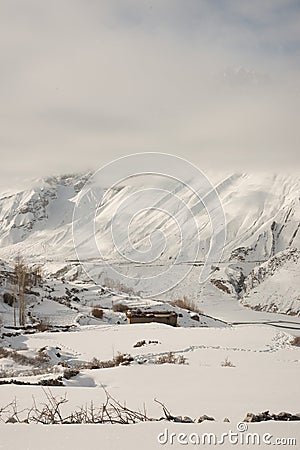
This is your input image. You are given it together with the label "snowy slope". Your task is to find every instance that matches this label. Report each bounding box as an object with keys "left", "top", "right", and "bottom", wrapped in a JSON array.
[
  {"left": 0, "top": 172, "right": 299, "bottom": 314},
  {"left": 0, "top": 172, "right": 299, "bottom": 262}
]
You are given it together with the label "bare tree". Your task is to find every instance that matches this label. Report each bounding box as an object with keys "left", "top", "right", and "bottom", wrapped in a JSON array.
[
  {"left": 32, "top": 265, "right": 43, "bottom": 287},
  {"left": 13, "top": 256, "right": 40, "bottom": 327},
  {"left": 14, "top": 256, "right": 26, "bottom": 326}
]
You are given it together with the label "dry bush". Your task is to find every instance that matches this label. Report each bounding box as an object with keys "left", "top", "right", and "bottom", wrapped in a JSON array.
[
  {"left": 112, "top": 303, "right": 128, "bottom": 313},
  {"left": 155, "top": 352, "right": 186, "bottom": 365},
  {"left": 291, "top": 336, "right": 300, "bottom": 347},
  {"left": 0, "top": 347, "right": 10, "bottom": 359},
  {"left": 170, "top": 296, "right": 203, "bottom": 314},
  {"left": 85, "top": 357, "right": 115, "bottom": 370},
  {"left": 221, "top": 357, "right": 235, "bottom": 367},
  {"left": 104, "top": 278, "right": 138, "bottom": 296},
  {"left": 91, "top": 307, "right": 104, "bottom": 319},
  {"left": 36, "top": 318, "right": 51, "bottom": 332},
  {"left": 84, "top": 352, "right": 133, "bottom": 370},
  {"left": 0, "top": 389, "right": 217, "bottom": 425},
  {"left": 0, "top": 389, "right": 153, "bottom": 424},
  {"left": 113, "top": 352, "right": 133, "bottom": 366},
  {"left": 0, "top": 376, "right": 63, "bottom": 386},
  {"left": 0, "top": 346, "right": 49, "bottom": 368}
]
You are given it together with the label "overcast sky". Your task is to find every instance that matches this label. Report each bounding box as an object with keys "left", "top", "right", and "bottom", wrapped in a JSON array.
[{"left": 1, "top": 0, "right": 300, "bottom": 189}]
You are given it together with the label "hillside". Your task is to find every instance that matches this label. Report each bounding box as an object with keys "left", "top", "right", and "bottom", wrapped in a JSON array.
[{"left": 0, "top": 172, "right": 299, "bottom": 315}]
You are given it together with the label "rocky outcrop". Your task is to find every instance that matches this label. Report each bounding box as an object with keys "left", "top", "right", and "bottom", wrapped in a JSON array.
[{"left": 244, "top": 411, "right": 300, "bottom": 422}]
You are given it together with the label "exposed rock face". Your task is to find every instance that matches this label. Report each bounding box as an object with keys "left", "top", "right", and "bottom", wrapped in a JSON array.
[
  {"left": 210, "top": 278, "right": 232, "bottom": 294},
  {"left": 240, "top": 248, "right": 300, "bottom": 315},
  {"left": 0, "top": 175, "right": 84, "bottom": 246},
  {"left": 244, "top": 248, "right": 300, "bottom": 292}
]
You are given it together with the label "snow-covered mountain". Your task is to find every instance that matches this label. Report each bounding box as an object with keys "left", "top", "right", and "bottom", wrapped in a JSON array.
[{"left": 0, "top": 172, "right": 299, "bottom": 314}]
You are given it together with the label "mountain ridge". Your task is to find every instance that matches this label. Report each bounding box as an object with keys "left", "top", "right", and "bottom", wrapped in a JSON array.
[{"left": 0, "top": 171, "right": 298, "bottom": 314}]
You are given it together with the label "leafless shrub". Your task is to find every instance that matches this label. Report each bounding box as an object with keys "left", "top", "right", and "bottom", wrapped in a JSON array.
[
  {"left": 36, "top": 318, "right": 51, "bottom": 332},
  {"left": 154, "top": 399, "right": 194, "bottom": 423},
  {"left": 5, "top": 377, "right": 51, "bottom": 390},
  {"left": 0, "top": 388, "right": 154, "bottom": 424},
  {"left": 0, "top": 389, "right": 220, "bottom": 425},
  {"left": 221, "top": 357, "right": 235, "bottom": 367},
  {"left": 113, "top": 352, "right": 133, "bottom": 366},
  {"left": 155, "top": 352, "right": 186, "bottom": 365},
  {"left": 84, "top": 357, "right": 115, "bottom": 370},
  {"left": 0, "top": 346, "right": 133, "bottom": 381},
  {"left": 91, "top": 307, "right": 104, "bottom": 319},
  {"left": 0, "top": 365, "right": 62, "bottom": 379},
  {"left": 0, "top": 347, "right": 9, "bottom": 359},
  {"left": 104, "top": 278, "right": 139, "bottom": 296},
  {"left": 170, "top": 296, "right": 203, "bottom": 314},
  {"left": 83, "top": 352, "right": 133, "bottom": 370},
  {"left": 0, "top": 346, "right": 49, "bottom": 367}
]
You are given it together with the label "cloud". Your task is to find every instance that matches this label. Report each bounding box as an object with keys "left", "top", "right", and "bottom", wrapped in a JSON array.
[{"left": 0, "top": 0, "right": 299, "bottom": 189}]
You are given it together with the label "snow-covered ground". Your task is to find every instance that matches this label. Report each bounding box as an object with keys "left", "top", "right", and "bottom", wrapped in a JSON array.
[
  {"left": 2, "top": 422, "right": 299, "bottom": 450},
  {"left": 0, "top": 323, "right": 299, "bottom": 449}
]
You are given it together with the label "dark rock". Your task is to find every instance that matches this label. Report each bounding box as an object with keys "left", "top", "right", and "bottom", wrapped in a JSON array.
[
  {"left": 133, "top": 340, "right": 146, "bottom": 348},
  {"left": 63, "top": 368, "right": 80, "bottom": 380},
  {"left": 244, "top": 413, "right": 257, "bottom": 422},
  {"left": 191, "top": 314, "right": 199, "bottom": 322},
  {"left": 277, "top": 412, "right": 291, "bottom": 420},
  {"left": 198, "top": 415, "right": 215, "bottom": 423},
  {"left": 275, "top": 412, "right": 300, "bottom": 421},
  {"left": 3, "top": 292, "right": 15, "bottom": 307},
  {"left": 182, "top": 416, "right": 194, "bottom": 423},
  {"left": 6, "top": 417, "right": 17, "bottom": 423},
  {"left": 244, "top": 411, "right": 300, "bottom": 423}
]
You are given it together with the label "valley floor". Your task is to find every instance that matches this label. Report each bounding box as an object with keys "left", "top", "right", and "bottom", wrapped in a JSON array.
[{"left": 0, "top": 323, "right": 299, "bottom": 449}]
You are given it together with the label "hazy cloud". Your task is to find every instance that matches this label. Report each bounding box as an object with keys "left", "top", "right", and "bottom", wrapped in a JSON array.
[{"left": 0, "top": 0, "right": 300, "bottom": 189}]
